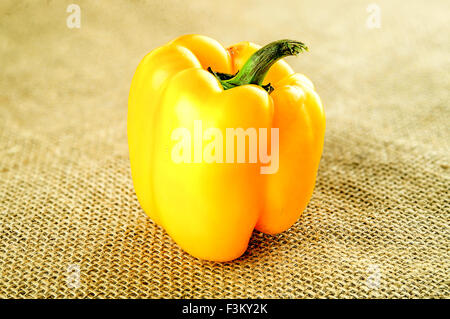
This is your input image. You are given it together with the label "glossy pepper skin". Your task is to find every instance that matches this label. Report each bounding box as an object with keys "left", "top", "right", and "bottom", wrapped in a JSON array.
[{"left": 128, "top": 35, "right": 325, "bottom": 261}]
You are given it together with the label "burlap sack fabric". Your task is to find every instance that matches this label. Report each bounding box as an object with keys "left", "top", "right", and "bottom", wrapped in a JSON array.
[{"left": 0, "top": 0, "right": 448, "bottom": 298}]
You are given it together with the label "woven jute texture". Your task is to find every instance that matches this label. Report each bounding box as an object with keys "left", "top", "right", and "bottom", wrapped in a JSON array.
[{"left": 0, "top": 0, "right": 449, "bottom": 298}]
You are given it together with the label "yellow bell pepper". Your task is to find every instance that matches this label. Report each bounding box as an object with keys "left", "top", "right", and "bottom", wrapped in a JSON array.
[{"left": 128, "top": 35, "right": 325, "bottom": 261}]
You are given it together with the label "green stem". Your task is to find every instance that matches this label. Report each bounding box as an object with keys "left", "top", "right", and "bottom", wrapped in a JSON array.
[{"left": 211, "top": 39, "right": 308, "bottom": 93}]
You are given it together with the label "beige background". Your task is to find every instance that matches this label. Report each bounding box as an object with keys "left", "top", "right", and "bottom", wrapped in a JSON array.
[{"left": 0, "top": 0, "right": 449, "bottom": 298}]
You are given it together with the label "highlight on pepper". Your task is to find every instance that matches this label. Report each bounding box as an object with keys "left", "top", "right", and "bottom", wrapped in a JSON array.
[{"left": 127, "top": 34, "right": 325, "bottom": 262}]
